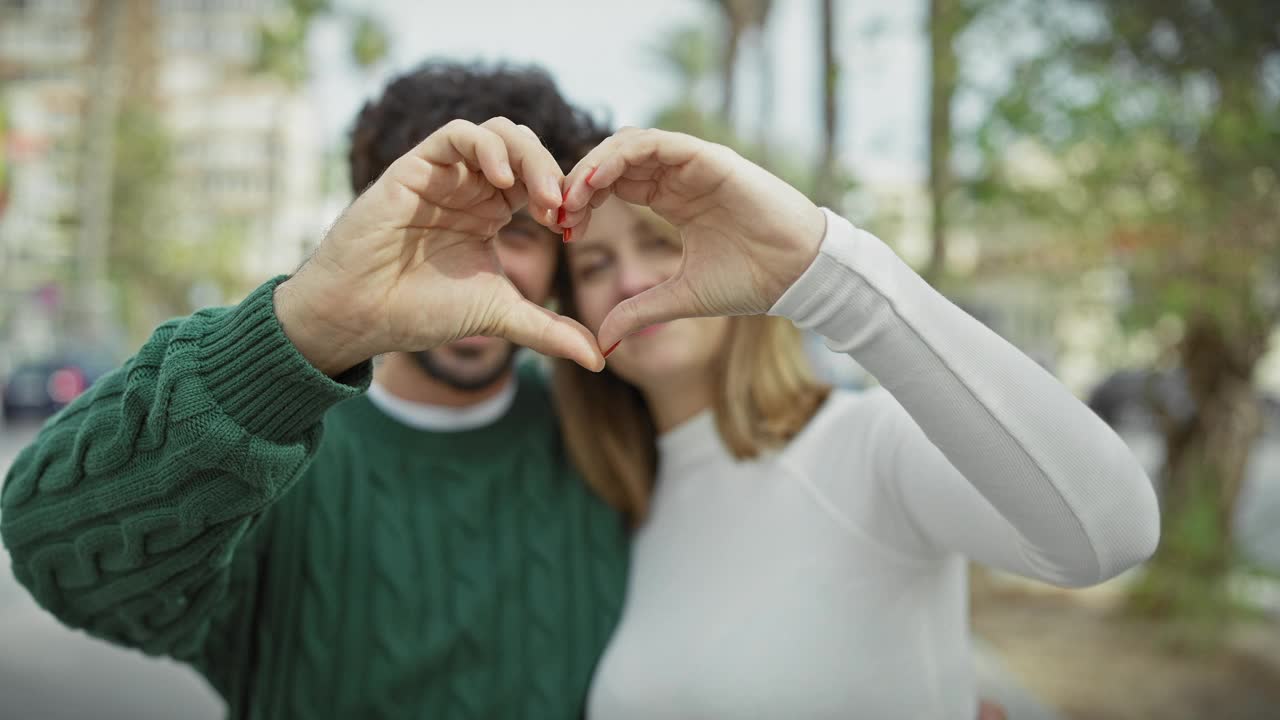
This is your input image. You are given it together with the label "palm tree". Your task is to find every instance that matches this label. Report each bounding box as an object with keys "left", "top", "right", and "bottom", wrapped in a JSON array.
[
  {"left": 708, "top": 0, "right": 774, "bottom": 127},
  {"left": 254, "top": 0, "right": 388, "bottom": 87},
  {"left": 925, "top": 0, "right": 965, "bottom": 282},
  {"left": 813, "top": 0, "right": 839, "bottom": 207}
]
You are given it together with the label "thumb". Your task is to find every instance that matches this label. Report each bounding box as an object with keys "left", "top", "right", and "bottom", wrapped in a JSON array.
[
  {"left": 597, "top": 277, "right": 696, "bottom": 355},
  {"left": 497, "top": 298, "right": 606, "bottom": 372}
]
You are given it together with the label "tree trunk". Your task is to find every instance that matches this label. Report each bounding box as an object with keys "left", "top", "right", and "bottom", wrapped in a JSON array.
[
  {"left": 813, "top": 0, "right": 838, "bottom": 207},
  {"left": 925, "top": 0, "right": 959, "bottom": 283},
  {"left": 720, "top": 23, "right": 741, "bottom": 127},
  {"left": 1129, "top": 317, "right": 1265, "bottom": 634},
  {"left": 756, "top": 26, "right": 774, "bottom": 166}
]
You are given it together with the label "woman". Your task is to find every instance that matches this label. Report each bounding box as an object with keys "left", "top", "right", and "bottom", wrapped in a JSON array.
[{"left": 551, "top": 128, "right": 1160, "bottom": 719}]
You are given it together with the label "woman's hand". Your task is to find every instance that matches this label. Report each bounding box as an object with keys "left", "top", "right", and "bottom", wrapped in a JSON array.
[
  {"left": 275, "top": 117, "right": 604, "bottom": 376},
  {"left": 558, "top": 127, "right": 826, "bottom": 352}
]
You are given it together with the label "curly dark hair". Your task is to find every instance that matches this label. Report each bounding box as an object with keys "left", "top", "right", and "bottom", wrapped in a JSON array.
[{"left": 348, "top": 61, "right": 609, "bottom": 194}]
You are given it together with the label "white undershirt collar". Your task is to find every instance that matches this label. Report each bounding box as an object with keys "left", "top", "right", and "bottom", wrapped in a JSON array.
[{"left": 366, "top": 377, "right": 518, "bottom": 432}]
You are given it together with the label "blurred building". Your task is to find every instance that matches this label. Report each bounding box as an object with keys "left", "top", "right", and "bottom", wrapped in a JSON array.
[
  {"left": 0, "top": 0, "right": 321, "bottom": 368},
  {"left": 0, "top": 0, "right": 87, "bottom": 372},
  {"left": 157, "top": 0, "right": 322, "bottom": 286}
]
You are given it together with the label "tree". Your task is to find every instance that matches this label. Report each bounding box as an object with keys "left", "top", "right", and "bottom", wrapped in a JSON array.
[
  {"left": 924, "top": 0, "right": 960, "bottom": 281},
  {"left": 968, "top": 0, "right": 1280, "bottom": 630},
  {"left": 255, "top": 0, "right": 389, "bottom": 86},
  {"left": 651, "top": 24, "right": 726, "bottom": 141},
  {"left": 652, "top": 22, "right": 837, "bottom": 203},
  {"left": 813, "top": 0, "right": 840, "bottom": 208},
  {"left": 707, "top": 0, "right": 774, "bottom": 127}
]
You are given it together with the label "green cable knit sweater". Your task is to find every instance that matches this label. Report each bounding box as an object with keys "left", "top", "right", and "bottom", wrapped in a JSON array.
[{"left": 0, "top": 278, "right": 629, "bottom": 719}]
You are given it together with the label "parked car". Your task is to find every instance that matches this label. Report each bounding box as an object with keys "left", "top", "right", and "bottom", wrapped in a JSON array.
[{"left": 1, "top": 355, "right": 112, "bottom": 421}]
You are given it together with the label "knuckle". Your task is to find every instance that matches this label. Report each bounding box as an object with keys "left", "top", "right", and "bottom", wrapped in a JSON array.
[
  {"left": 443, "top": 118, "right": 475, "bottom": 134},
  {"left": 482, "top": 115, "right": 514, "bottom": 130}
]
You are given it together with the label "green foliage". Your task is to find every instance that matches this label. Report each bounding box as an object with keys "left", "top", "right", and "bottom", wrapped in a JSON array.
[
  {"left": 649, "top": 19, "right": 853, "bottom": 209},
  {"left": 106, "top": 104, "right": 249, "bottom": 343},
  {"left": 255, "top": 11, "right": 310, "bottom": 87},
  {"left": 968, "top": 0, "right": 1280, "bottom": 634},
  {"left": 0, "top": 98, "right": 9, "bottom": 202},
  {"left": 350, "top": 13, "right": 390, "bottom": 70},
  {"left": 255, "top": 0, "right": 391, "bottom": 86},
  {"left": 966, "top": 0, "right": 1280, "bottom": 334},
  {"left": 107, "top": 103, "right": 182, "bottom": 338}
]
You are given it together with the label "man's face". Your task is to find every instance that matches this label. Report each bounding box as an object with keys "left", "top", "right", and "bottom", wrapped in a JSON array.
[{"left": 412, "top": 211, "right": 561, "bottom": 391}]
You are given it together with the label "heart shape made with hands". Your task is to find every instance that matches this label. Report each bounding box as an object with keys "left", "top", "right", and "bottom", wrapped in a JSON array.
[
  {"left": 554, "top": 127, "right": 827, "bottom": 357},
  {"left": 281, "top": 121, "right": 825, "bottom": 378}
]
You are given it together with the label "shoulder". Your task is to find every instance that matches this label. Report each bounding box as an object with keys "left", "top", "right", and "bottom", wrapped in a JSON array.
[
  {"left": 791, "top": 387, "right": 903, "bottom": 444},
  {"left": 782, "top": 387, "right": 908, "bottom": 469}
]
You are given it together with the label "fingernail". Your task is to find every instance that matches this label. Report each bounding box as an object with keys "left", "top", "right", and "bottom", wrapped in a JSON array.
[
  {"left": 586, "top": 167, "right": 598, "bottom": 185},
  {"left": 603, "top": 339, "right": 621, "bottom": 358},
  {"left": 563, "top": 226, "right": 573, "bottom": 243},
  {"left": 557, "top": 206, "right": 567, "bottom": 225}
]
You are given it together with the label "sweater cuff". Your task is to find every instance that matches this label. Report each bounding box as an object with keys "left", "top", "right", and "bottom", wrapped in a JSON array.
[
  {"left": 195, "top": 276, "right": 372, "bottom": 442},
  {"left": 768, "top": 208, "right": 906, "bottom": 351}
]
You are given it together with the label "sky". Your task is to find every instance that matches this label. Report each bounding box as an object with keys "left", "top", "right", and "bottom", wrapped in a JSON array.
[{"left": 308, "top": 0, "right": 930, "bottom": 186}]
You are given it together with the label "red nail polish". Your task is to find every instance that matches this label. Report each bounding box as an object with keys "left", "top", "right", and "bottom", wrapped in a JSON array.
[
  {"left": 563, "top": 227, "right": 572, "bottom": 242},
  {"left": 557, "top": 206, "right": 566, "bottom": 225},
  {"left": 603, "top": 339, "right": 621, "bottom": 358},
  {"left": 586, "top": 167, "right": 598, "bottom": 185}
]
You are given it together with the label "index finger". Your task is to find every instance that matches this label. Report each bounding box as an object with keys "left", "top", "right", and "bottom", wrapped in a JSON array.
[
  {"left": 480, "top": 118, "right": 565, "bottom": 213},
  {"left": 399, "top": 119, "right": 514, "bottom": 193},
  {"left": 562, "top": 128, "right": 701, "bottom": 212}
]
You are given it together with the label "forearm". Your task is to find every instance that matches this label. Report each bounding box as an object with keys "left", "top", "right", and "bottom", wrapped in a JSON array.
[
  {"left": 0, "top": 277, "right": 370, "bottom": 649},
  {"left": 771, "top": 210, "right": 1160, "bottom": 585}
]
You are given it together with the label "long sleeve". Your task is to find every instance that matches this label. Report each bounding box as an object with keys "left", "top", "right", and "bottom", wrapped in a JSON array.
[
  {"left": 0, "top": 277, "right": 371, "bottom": 668},
  {"left": 770, "top": 210, "right": 1159, "bottom": 587}
]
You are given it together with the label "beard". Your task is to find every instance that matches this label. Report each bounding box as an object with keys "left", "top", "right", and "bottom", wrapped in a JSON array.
[{"left": 409, "top": 342, "right": 519, "bottom": 392}]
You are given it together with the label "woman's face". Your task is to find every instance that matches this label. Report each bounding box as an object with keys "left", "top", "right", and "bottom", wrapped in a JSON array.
[{"left": 565, "top": 197, "right": 729, "bottom": 392}]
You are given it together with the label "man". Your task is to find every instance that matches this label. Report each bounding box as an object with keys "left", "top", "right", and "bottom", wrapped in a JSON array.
[{"left": 1, "top": 62, "right": 626, "bottom": 719}]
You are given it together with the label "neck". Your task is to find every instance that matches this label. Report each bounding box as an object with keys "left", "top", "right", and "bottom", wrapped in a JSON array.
[
  {"left": 640, "top": 372, "right": 714, "bottom": 434},
  {"left": 374, "top": 352, "right": 513, "bottom": 408}
]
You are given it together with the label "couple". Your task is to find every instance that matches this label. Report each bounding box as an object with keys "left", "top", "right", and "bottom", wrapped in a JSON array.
[{"left": 1, "top": 62, "right": 1159, "bottom": 719}]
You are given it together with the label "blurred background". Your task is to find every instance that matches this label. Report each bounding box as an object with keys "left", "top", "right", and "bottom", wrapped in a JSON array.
[{"left": 1, "top": 0, "right": 1279, "bottom": 718}]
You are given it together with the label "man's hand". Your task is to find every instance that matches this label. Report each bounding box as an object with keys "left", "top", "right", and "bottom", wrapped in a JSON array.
[{"left": 274, "top": 117, "right": 604, "bottom": 376}]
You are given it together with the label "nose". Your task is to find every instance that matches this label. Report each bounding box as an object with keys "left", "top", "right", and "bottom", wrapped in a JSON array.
[{"left": 615, "top": 255, "right": 666, "bottom": 301}]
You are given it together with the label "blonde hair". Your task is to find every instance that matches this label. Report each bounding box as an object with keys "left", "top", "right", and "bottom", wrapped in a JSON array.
[{"left": 552, "top": 208, "right": 830, "bottom": 525}]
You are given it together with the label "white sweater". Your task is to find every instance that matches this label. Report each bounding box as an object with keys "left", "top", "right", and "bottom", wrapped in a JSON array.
[{"left": 586, "top": 211, "right": 1160, "bottom": 720}]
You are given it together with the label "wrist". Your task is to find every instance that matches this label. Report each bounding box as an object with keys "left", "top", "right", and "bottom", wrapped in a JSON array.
[{"left": 273, "top": 275, "right": 374, "bottom": 377}]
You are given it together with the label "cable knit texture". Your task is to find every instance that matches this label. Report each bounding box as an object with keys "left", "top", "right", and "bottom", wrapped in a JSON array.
[{"left": 1, "top": 277, "right": 629, "bottom": 720}]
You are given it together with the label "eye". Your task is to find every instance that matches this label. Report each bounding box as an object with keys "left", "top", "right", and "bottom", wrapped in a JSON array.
[
  {"left": 572, "top": 253, "right": 612, "bottom": 280},
  {"left": 642, "top": 233, "right": 679, "bottom": 252},
  {"left": 498, "top": 225, "right": 538, "bottom": 245}
]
